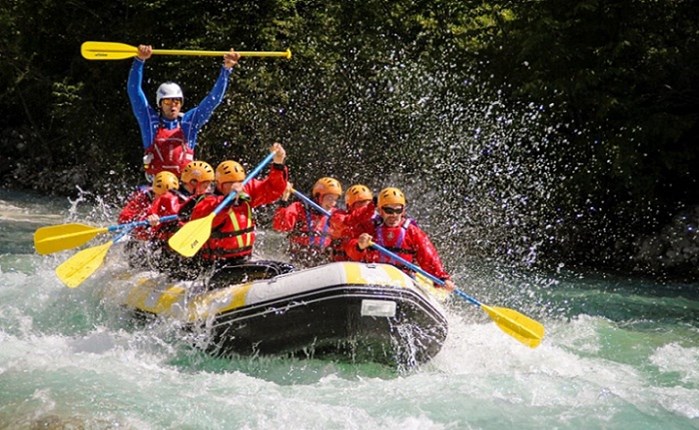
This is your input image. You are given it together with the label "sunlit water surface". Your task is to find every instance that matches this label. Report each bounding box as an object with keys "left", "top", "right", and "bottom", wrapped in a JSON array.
[{"left": 1, "top": 189, "right": 697, "bottom": 429}]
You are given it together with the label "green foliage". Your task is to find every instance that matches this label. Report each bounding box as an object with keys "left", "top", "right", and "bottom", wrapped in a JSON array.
[{"left": 1, "top": 0, "right": 697, "bottom": 276}]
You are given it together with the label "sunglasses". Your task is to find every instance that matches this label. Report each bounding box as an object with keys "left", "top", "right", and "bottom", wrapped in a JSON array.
[
  {"left": 381, "top": 206, "right": 404, "bottom": 215},
  {"left": 162, "top": 98, "right": 182, "bottom": 106}
]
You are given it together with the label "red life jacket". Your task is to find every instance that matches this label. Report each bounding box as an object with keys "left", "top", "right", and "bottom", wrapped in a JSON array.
[
  {"left": 374, "top": 217, "right": 416, "bottom": 265},
  {"left": 200, "top": 198, "right": 255, "bottom": 260},
  {"left": 290, "top": 207, "right": 333, "bottom": 249},
  {"left": 144, "top": 122, "right": 194, "bottom": 176}
]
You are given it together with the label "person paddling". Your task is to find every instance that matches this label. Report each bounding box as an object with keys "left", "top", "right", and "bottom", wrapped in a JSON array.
[
  {"left": 146, "top": 160, "right": 215, "bottom": 236},
  {"left": 273, "top": 177, "right": 343, "bottom": 267},
  {"left": 118, "top": 170, "right": 179, "bottom": 239},
  {"left": 128, "top": 44, "right": 241, "bottom": 178},
  {"left": 346, "top": 187, "right": 455, "bottom": 291},
  {"left": 188, "top": 143, "right": 288, "bottom": 269},
  {"left": 135, "top": 161, "right": 215, "bottom": 275}
]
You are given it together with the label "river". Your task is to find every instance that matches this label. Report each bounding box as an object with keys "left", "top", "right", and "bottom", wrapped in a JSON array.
[{"left": 0, "top": 189, "right": 697, "bottom": 429}]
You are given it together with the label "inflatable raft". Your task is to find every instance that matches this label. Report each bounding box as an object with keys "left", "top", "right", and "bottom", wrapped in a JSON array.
[{"left": 105, "top": 261, "right": 449, "bottom": 366}]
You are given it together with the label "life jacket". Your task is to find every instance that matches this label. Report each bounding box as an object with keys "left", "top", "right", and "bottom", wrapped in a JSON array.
[
  {"left": 373, "top": 216, "right": 415, "bottom": 265},
  {"left": 201, "top": 195, "right": 256, "bottom": 260},
  {"left": 143, "top": 120, "right": 194, "bottom": 176},
  {"left": 289, "top": 206, "right": 333, "bottom": 249}
]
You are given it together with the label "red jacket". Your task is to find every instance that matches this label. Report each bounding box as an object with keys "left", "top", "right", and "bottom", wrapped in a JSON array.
[
  {"left": 273, "top": 201, "right": 341, "bottom": 248},
  {"left": 328, "top": 203, "right": 375, "bottom": 261},
  {"left": 345, "top": 215, "right": 451, "bottom": 280},
  {"left": 118, "top": 186, "right": 155, "bottom": 240},
  {"left": 146, "top": 189, "right": 190, "bottom": 241},
  {"left": 190, "top": 165, "right": 288, "bottom": 260}
]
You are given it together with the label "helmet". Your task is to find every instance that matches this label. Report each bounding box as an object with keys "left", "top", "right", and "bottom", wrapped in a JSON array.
[
  {"left": 345, "top": 184, "right": 373, "bottom": 207},
  {"left": 156, "top": 82, "right": 183, "bottom": 106},
  {"left": 377, "top": 187, "right": 406, "bottom": 208},
  {"left": 181, "top": 161, "right": 214, "bottom": 183},
  {"left": 312, "top": 177, "right": 342, "bottom": 199},
  {"left": 216, "top": 160, "right": 246, "bottom": 183},
  {"left": 152, "top": 171, "right": 179, "bottom": 196}
]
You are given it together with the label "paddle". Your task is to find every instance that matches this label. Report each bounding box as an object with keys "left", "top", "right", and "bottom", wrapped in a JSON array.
[
  {"left": 34, "top": 215, "right": 178, "bottom": 255},
  {"left": 81, "top": 41, "right": 292, "bottom": 61},
  {"left": 368, "top": 241, "right": 545, "bottom": 348},
  {"left": 55, "top": 229, "right": 130, "bottom": 288},
  {"left": 168, "top": 151, "right": 277, "bottom": 257},
  {"left": 291, "top": 189, "right": 331, "bottom": 216}
]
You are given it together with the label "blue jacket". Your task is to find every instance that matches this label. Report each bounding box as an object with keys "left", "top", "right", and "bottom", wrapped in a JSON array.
[{"left": 127, "top": 58, "right": 232, "bottom": 151}]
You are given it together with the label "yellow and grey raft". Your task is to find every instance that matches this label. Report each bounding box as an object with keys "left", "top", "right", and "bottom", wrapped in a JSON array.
[{"left": 105, "top": 261, "right": 449, "bottom": 366}]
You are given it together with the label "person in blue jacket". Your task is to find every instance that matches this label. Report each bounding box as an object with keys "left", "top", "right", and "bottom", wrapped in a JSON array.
[{"left": 127, "top": 44, "right": 240, "bottom": 179}]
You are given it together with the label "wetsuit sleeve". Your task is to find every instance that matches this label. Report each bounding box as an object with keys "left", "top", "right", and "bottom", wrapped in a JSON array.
[
  {"left": 329, "top": 210, "right": 348, "bottom": 239},
  {"left": 335, "top": 203, "right": 375, "bottom": 239},
  {"left": 186, "top": 67, "right": 232, "bottom": 143},
  {"left": 409, "top": 224, "right": 451, "bottom": 280},
  {"left": 189, "top": 195, "right": 220, "bottom": 221},
  {"left": 148, "top": 193, "right": 180, "bottom": 217},
  {"left": 272, "top": 201, "right": 303, "bottom": 232},
  {"left": 127, "top": 59, "right": 155, "bottom": 150},
  {"left": 344, "top": 221, "right": 378, "bottom": 262},
  {"left": 245, "top": 165, "right": 289, "bottom": 208},
  {"left": 344, "top": 237, "right": 366, "bottom": 261}
]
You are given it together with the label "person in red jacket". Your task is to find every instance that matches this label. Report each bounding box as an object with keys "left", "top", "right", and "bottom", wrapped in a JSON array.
[
  {"left": 118, "top": 170, "right": 180, "bottom": 240},
  {"left": 189, "top": 143, "right": 288, "bottom": 265},
  {"left": 328, "top": 184, "right": 375, "bottom": 261},
  {"left": 346, "top": 187, "right": 455, "bottom": 291},
  {"left": 145, "top": 160, "right": 216, "bottom": 238},
  {"left": 272, "top": 177, "right": 343, "bottom": 267},
  {"left": 128, "top": 160, "right": 216, "bottom": 276}
]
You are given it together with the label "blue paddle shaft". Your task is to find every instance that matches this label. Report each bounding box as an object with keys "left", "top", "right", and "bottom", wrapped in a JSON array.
[
  {"left": 212, "top": 152, "right": 276, "bottom": 216},
  {"left": 107, "top": 214, "right": 178, "bottom": 232},
  {"left": 370, "top": 242, "right": 481, "bottom": 307},
  {"left": 292, "top": 189, "right": 331, "bottom": 216}
]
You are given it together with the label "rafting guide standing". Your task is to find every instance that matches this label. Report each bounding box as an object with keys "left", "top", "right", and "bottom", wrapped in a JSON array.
[{"left": 128, "top": 44, "right": 241, "bottom": 179}]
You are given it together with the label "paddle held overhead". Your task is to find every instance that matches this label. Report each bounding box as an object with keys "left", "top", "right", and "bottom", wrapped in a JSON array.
[{"left": 81, "top": 41, "right": 292, "bottom": 61}]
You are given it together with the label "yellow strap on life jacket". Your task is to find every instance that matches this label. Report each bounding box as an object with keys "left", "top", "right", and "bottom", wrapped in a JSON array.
[{"left": 228, "top": 202, "right": 253, "bottom": 248}]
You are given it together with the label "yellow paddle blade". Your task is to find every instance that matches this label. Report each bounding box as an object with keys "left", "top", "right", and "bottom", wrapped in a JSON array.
[
  {"left": 82, "top": 41, "right": 292, "bottom": 61},
  {"left": 34, "top": 223, "right": 108, "bottom": 255},
  {"left": 167, "top": 214, "right": 214, "bottom": 257},
  {"left": 55, "top": 241, "right": 113, "bottom": 288},
  {"left": 481, "top": 305, "right": 545, "bottom": 348},
  {"left": 81, "top": 41, "right": 139, "bottom": 60}
]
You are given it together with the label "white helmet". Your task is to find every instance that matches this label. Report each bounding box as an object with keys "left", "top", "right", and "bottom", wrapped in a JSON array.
[{"left": 156, "top": 82, "right": 183, "bottom": 106}]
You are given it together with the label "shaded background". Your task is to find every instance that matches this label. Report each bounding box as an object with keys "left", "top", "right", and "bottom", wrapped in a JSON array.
[{"left": 2, "top": 0, "right": 697, "bottom": 279}]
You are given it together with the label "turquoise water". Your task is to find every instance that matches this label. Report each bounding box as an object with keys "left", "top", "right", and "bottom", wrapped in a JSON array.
[{"left": 1, "top": 189, "right": 697, "bottom": 429}]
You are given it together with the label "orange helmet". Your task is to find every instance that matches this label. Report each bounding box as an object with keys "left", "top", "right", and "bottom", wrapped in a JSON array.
[
  {"left": 345, "top": 184, "right": 373, "bottom": 207},
  {"left": 312, "top": 177, "right": 342, "bottom": 199},
  {"left": 215, "top": 160, "right": 246, "bottom": 183},
  {"left": 181, "top": 161, "right": 214, "bottom": 183},
  {"left": 377, "top": 187, "right": 406, "bottom": 208},
  {"left": 152, "top": 171, "right": 179, "bottom": 195}
]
